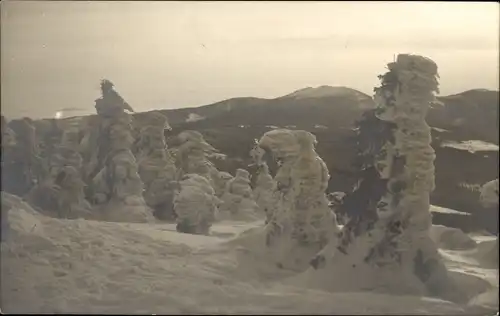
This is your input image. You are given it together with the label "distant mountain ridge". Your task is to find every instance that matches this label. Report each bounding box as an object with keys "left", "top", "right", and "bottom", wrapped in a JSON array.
[
  {"left": 137, "top": 86, "right": 498, "bottom": 135},
  {"left": 136, "top": 85, "right": 377, "bottom": 127}
]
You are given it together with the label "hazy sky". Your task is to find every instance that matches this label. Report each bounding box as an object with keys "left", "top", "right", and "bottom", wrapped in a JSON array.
[{"left": 1, "top": 1, "right": 499, "bottom": 119}]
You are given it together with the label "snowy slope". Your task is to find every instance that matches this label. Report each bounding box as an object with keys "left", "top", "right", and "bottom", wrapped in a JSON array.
[{"left": 1, "top": 199, "right": 497, "bottom": 314}]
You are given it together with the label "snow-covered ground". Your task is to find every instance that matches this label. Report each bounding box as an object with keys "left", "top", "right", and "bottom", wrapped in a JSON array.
[
  {"left": 431, "top": 127, "right": 450, "bottom": 133},
  {"left": 185, "top": 113, "right": 205, "bottom": 123},
  {"left": 441, "top": 140, "right": 499, "bottom": 153},
  {"left": 266, "top": 125, "right": 279, "bottom": 129},
  {"left": 430, "top": 205, "right": 471, "bottom": 216},
  {"left": 1, "top": 200, "right": 497, "bottom": 314}
]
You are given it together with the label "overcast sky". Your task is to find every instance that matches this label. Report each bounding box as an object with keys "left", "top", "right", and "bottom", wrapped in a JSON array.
[{"left": 1, "top": 1, "right": 499, "bottom": 119}]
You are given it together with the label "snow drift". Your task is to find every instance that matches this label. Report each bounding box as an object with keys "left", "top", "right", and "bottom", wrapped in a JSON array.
[{"left": 0, "top": 192, "right": 497, "bottom": 314}]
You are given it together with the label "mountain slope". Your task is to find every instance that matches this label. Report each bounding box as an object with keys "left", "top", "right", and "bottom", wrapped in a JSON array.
[{"left": 429, "top": 89, "right": 499, "bottom": 144}]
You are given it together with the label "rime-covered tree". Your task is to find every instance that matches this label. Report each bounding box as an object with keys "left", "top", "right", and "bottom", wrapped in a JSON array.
[
  {"left": 305, "top": 54, "right": 464, "bottom": 302},
  {"left": 86, "top": 79, "right": 151, "bottom": 223}
]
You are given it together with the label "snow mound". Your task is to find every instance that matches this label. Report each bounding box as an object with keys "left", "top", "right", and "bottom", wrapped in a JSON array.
[
  {"left": 475, "top": 239, "right": 499, "bottom": 268},
  {"left": 430, "top": 225, "right": 477, "bottom": 250},
  {"left": 447, "top": 270, "right": 492, "bottom": 304},
  {"left": 479, "top": 179, "right": 499, "bottom": 208},
  {"left": 469, "top": 287, "right": 499, "bottom": 311}
]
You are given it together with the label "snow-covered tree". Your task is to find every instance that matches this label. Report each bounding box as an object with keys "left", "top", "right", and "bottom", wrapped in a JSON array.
[{"left": 306, "top": 54, "right": 464, "bottom": 302}]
